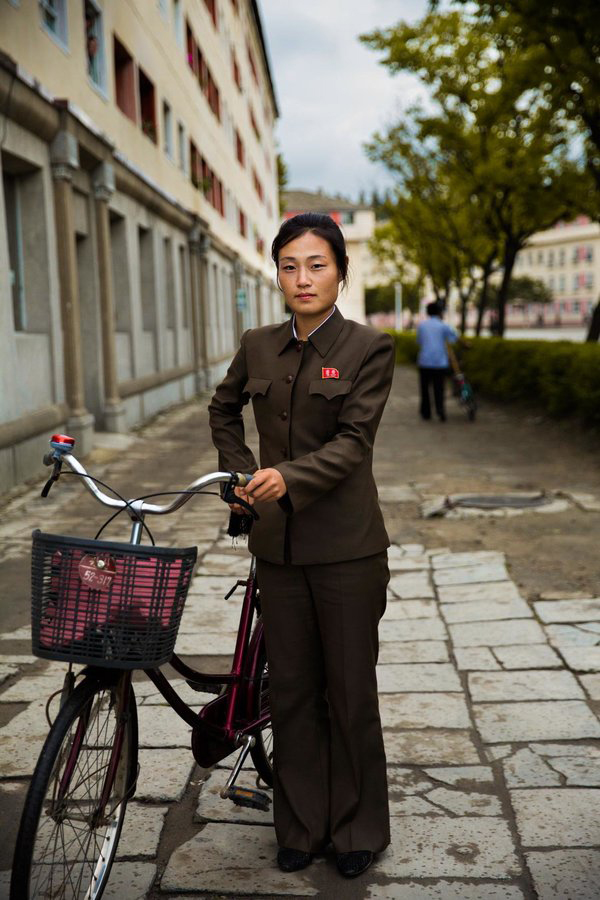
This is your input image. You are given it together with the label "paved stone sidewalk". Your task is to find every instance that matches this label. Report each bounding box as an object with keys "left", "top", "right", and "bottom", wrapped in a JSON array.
[
  {"left": 2, "top": 533, "right": 600, "bottom": 898},
  {"left": 1, "top": 372, "right": 600, "bottom": 898}
]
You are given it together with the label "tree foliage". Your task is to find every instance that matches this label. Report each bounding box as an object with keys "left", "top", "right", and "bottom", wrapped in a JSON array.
[{"left": 361, "top": 7, "right": 588, "bottom": 336}]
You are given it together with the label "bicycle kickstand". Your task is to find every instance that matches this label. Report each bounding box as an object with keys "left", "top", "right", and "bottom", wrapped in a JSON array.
[{"left": 220, "top": 734, "right": 271, "bottom": 812}]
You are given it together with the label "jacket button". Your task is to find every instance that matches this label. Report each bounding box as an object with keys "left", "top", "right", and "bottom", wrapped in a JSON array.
[
  {"left": 296, "top": 342, "right": 302, "bottom": 352},
  {"left": 285, "top": 374, "right": 294, "bottom": 383},
  {"left": 280, "top": 411, "right": 288, "bottom": 420}
]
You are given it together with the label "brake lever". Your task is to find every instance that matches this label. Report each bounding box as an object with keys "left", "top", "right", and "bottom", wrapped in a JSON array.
[{"left": 41, "top": 459, "right": 63, "bottom": 498}]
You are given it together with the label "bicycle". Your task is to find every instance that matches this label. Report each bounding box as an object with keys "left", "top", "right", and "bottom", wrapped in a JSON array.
[
  {"left": 448, "top": 345, "right": 477, "bottom": 421},
  {"left": 10, "top": 434, "right": 272, "bottom": 900}
]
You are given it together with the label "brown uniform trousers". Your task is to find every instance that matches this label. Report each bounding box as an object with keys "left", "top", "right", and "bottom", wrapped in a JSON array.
[{"left": 208, "top": 308, "right": 395, "bottom": 853}]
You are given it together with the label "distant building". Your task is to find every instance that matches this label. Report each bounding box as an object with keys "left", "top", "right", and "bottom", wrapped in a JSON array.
[
  {"left": 0, "top": 0, "right": 282, "bottom": 493},
  {"left": 282, "top": 189, "right": 386, "bottom": 324},
  {"left": 509, "top": 217, "right": 600, "bottom": 327}
]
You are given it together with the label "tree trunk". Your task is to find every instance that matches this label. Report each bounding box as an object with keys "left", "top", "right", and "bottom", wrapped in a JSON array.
[
  {"left": 475, "top": 256, "right": 494, "bottom": 336},
  {"left": 586, "top": 298, "right": 600, "bottom": 342},
  {"left": 496, "top": 244, "right": 519, "bottom": 338}
]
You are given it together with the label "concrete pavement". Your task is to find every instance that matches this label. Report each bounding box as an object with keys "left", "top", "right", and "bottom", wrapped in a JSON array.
[{"left": 1, "top": 366, "right": 600, "bottom": 898}]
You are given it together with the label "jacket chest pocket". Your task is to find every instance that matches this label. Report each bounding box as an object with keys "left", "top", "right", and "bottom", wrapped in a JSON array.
[
  {"left": 243, "top": 377, "right": 272, "bottom": 428},
  {"left": 308, "top": 379, "right": 352, "bottom": 401}
]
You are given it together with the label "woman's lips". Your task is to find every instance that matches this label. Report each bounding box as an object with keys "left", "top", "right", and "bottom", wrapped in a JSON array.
[{"left": 296, "top": 294, "right": 315, "bottom": 299}]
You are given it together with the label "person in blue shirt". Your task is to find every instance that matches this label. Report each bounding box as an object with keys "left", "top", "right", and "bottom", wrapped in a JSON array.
[{"left": 416, "top": 302, "right": 458, "bottom": 421}]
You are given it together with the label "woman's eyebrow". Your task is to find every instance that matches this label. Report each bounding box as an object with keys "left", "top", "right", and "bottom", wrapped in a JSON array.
[{"left": 279, "top": 254, "right": 328, "bottom": 262}]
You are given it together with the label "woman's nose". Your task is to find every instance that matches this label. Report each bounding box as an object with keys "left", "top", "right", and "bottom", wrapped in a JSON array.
[{"left": 296, "top": 267, "right": 311, "bottom": 286}]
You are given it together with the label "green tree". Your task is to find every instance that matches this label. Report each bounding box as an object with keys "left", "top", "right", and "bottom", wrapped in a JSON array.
[
  {"left": 448, "top": 0, "right": 600, "bottom": 339},
  {"left": 361, "top": 9, "right": 586, "bottom": 336},
  {"left": 365, "top": 280, "right": 422, "bottom": 318},
  {"left": 277, "top": 151, "right": 288, "bottom": 213}
]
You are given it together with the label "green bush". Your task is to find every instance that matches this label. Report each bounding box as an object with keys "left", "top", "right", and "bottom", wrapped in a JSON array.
[{"left": 388, "top": 331, "right": 600, "bottom": 427}]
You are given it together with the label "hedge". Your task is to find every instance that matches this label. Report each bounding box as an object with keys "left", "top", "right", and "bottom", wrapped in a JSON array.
[{"left": 388, "top": 331, "right": 600, "bottom": 427}]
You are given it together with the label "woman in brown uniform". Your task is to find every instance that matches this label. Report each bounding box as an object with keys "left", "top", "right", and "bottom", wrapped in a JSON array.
[{"left": 208, "top": 213, "right": 395, "bottom": 879}]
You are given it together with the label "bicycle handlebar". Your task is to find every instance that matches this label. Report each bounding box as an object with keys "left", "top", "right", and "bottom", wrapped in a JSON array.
[{"left": 43, "top": 434, "right": 252, "bottom": 518}]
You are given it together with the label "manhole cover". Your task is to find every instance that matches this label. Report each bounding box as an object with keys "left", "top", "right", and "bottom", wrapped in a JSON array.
[{"left": 451, "top": 492, "right": 551, "bottom": 510}]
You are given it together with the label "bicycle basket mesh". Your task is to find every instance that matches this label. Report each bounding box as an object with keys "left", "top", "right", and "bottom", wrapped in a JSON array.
[{"left": 31, "top": 531, "right": 197, "bottom": 669}]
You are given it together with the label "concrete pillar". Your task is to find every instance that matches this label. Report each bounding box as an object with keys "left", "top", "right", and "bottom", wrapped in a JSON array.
[
  {"left": 188, "top": 223, "right": 208, "bottom": 392},
  {"left": 93, "top": 161, "right": 126, "bottom": 432},
  {"left": 233, "top": 256, "right": 244, "bottom": 342},
  {"left": 196, "top": 232, "right": 212, "bottom": 389},
  {"left": 50, "top": 129, "right": 94, "bottom": 453}
]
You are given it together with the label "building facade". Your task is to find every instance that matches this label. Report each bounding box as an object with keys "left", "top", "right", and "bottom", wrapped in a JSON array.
[
  {"left": 282, "top": 189, "right": 380, "bottom": 324},
  {"left": 0, "top": 0, "right": 282, "bottom": 493},
  {"left": 508, "top": 217, "right": 600, "bottom": 328}
]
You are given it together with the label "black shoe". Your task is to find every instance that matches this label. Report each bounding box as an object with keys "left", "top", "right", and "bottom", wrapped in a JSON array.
[
  {"left": 336, "top": 850, "right": 374, "bottom": 878},
  {"left": 277, "top": 847, "right": 313, "bottom": 872}
]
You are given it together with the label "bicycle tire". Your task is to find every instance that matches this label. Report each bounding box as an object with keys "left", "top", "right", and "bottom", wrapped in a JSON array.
[
  {"left": 249, "top": 629, "right": 273, "bottom": 787},
  {"left": 11, "top": 672, "right": 138, "bottom": 900}
]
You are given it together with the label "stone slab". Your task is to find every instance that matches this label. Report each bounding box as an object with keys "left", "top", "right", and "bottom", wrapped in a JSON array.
[
  {"left": 377, "top": 664, "right": 461, "bottom": 693},
  {"left": 449, "top": 619, "right": 546, "bottom": 647},
  {"left": 535, "top": 599, "right": 600, "bottom": 623},
  {"left": 201, "top": 553, "right": 252, "bottom": 575},
  {"left": 454, "top": 647, "right": 501, "bottom": 671},
  {"left": 117, "top": 803, "right": 168, "bottom": 857},
  {"left": 492, "top": 645, "right": 563, "bottom": 669},
  {"left": 135, "top": 749, "right": 195, "bottom": 801},
  {"left": 366, "top": 884, "right": 524, "bottom": 900},
  {"left": 384, "top": 600, "right": 438, "bottom": 620},
  {"left": 558, "top": 647, "right": 600, "bottom": 671},
  {"left": 501, "top": 747, "right": 562, "bottom": 788},
  {"left": 389, "top": 572, "right": 434, "bottom": 599},
  {"left": 378, "top": 641, "right": 449, "bottom": 665},
  {"left": 379, "top": 693, "right": 470, "bottom": 729},
  {"left": 0, "top": 700, "right": 53, "bottom": 776},
  {"left": 425, "top": 786, "right": 502, "bottom": 817},
  {"left": 579, "top": 674, "right": 600, "bottom": 699},
  {"left": 174, "top": 630, "right": 238, "bottom": 656},
  {"left": 0, "top": 673, "right": 64, "bottom": 702},
  {"left": 511, "top": 789, "right": 600, "bottom": 846},
  {"left": 468, "top": 670, "right": 584, "bottom": 702},
  {"left": 179, "top": 601, "right": 245, "bottom": 634},
  {"left": 161, "top": 823, "right": 319, "bottom": 895},
  {"left": 423, "top": 766, "right": 494, "bottom": 786},
  {"left": 1, "top": 861, "right": 158, "bottom": 900},
  {"left": 136, "top": 705, "right": 193, "bottom": 747},
  {"left": 433, "top": 564, "right": 509, "bottom": 587},
  {"left": 526, "top": 849, "right": 600, "bottom": 900},
  {"left": 0, "top": 664, "right": 19, "bottom": 685},
  {"left": 388, "top": 556, "right": 431, "bottom": 572},
  {"left": 473, "top": 701, "right": 600, "bottom": 743},
  {"left": 441, "top": 597, "right": 531, "bottom": 624},
  {"left": 380, "top": 618, "right": 447, "bottom": 643},
  {"left": 431, "top": 551, "right": 506, "bottom": 570},
  {"left": 383, "top": 730, "right": 480, "bottom": 765},
  {"left": 377, "top": 817, "right": 520, "bottom": 878},
  {"left": 379, "top": 484, "right": 421, "bottom": 503},
  {"left": 545, "top": 624, "right": 600, "bottom": 647},
  {"left": 437, "top": 581, "right": 522, "bottom": 606}
]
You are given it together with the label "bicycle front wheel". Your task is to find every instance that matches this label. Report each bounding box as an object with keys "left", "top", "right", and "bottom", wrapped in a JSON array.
[
  {"left": 11, "top": 671, "right": 138, "bottom": 900},
  {"left": 249, "top": 628, "right": 273, "bottom": 787}
]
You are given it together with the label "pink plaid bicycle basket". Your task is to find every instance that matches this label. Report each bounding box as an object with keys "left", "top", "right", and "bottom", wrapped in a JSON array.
[{"left": 31, "top": 531, "right": 197, "bottom": 669}]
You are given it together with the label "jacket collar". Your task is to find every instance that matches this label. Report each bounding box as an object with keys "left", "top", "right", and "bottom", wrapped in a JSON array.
[{"left": 276, "top": 306, "right": 345, "bottom": 358}]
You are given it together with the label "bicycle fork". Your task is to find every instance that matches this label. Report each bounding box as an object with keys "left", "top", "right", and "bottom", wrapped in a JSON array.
[{"left": 220, "top": 733, "right": 271, "bottom": 812}]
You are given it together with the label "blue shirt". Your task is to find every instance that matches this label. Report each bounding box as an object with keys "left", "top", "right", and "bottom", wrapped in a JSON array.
[{"left": 416, "top": 317, "right": 457, "bottom": 368}]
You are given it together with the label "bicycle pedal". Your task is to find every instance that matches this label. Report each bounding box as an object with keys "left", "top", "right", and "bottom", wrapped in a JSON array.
[
  {"left": 222, "top": 785, "right": 271, "bottom": 812},
  {"left": 185, "top": 679, "right": 221, "bottom": 695}
]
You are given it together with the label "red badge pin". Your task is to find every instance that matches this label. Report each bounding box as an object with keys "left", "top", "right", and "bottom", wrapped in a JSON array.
[{"left": 322, "top": 367, "right": 339, "bottom": 379}]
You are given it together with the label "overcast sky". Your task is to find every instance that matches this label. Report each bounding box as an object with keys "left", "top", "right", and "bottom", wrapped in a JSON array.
[{"left": 258, "top": 0, "right": 431, "bottom": 201}]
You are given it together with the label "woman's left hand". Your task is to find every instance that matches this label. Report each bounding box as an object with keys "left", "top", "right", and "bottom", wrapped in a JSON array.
[{"left": 243, "top": 468, "right": 287, "bottom": 503}]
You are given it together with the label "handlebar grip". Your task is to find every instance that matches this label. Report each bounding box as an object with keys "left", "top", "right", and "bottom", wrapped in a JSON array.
[{"left": 235, "top": 473, "right": 254, "bottom": 488}]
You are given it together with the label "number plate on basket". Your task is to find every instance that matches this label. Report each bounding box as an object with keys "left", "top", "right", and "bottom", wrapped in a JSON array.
[{"left": 78, "top": 553, "right": 116, "bottom": 591}]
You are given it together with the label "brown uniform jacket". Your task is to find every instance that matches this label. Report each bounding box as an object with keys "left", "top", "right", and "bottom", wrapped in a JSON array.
[{"left": 208, "top": 307, "right": 395, "bottom": 565}]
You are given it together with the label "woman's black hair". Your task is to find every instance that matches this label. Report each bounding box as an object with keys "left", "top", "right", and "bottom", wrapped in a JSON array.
[{"left": 271, "top": 213, "right": 349, "bottom": 289}]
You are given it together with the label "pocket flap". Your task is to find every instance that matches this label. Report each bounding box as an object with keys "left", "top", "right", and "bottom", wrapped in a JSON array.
[
  {"left": 244, "top": 377, "right": 272, "bottom": 397},
  {"left": 309, "top": 379, "right": 352, "bottom": 399}
]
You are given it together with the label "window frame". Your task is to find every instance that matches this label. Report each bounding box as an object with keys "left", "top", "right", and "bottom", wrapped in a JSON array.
[
  {"left": 39, "top": 0, "right": 69, "bottom": 52},
  {"left": 84, "top": 0, "right": 107, "bottom": 94}
]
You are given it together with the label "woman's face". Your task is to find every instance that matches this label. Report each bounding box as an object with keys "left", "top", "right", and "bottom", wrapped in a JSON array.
[{"left": 277, "top": 231, "right": 342, "bottom": 320}]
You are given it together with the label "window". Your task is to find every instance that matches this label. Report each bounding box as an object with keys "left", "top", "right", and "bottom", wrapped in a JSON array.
[
  {"left": 83, "top": 1, "right": 105, "bottom": 89},
  {"left": 232, "top": 49, "right": 242, "bottom": 91},
  {"left": 247, "top": 41, "right": 258, "bottom": 85},
  {"left": 548, "top": 276, "right": 555, "bottom": 291},
  {"left": 252, "top": 167, "right": 263, "bottom": 202},
  {"left": 573, "top": 273, "right": 579, "bottom": 291},
  {"left": 190, "top": 139, "right": 201, "bottom": 188},
  {"left": 186, "top": 20, "right": 197, "bottom": 73},
  {"left": 239, "top": 207, "right": 247, "bottom": 237},
  {"left": 138, "top": 67, "right": 157, "bottom": 143},
  {"left": 558, "top": 248, "right": 565, "bottom": 266},
  {"left": 573, "top": 300, "right": 580, "bottom": 313},
  {"left": 173, "top": 0, "right": 183, "bottom": 48},
  {"left": 207, "top": 70, "right": 220, "bottom": 120},
  {"left": 157, "top": 0, "right": 168, "bottom": 17},
  {"left": 341, "top": 211, "right": 354, "bottom": 224},
  {"left": 39, "top": 0, "right": 68, "bottom": 47},
  {"left": 162, "top": 100, "right": 173, "bottom": 158},
  {"left": 558, "top": 274, "right": 565, "bottom": 293},
  {"left": 572, "top": 246, "right": 579, "bottom": 263},
  {"left": 537, "top": 250, "right": 543, "bottom": 264},
  {"left": 204, "top": 0, "right": 217, "bottom": 28},
  {"left": 114, "top": 36, "right": 136, "bottom": 122},
  {"left": 235, "top": 130, "right": 245, "bottom": 166},
  {"left": 177, "top": 122, "right": 187, "bottom": 172},
  {"left": 249, "top": 104, "right": 261, "bottom": 143},
  {"left": 585, "top": 272, "right": 594, "bottom": 290},
  {"left": 586, "top": 245, "right": 594, "bottom": 262},
  {"left": 547, "top": 249, "right": 554, "bottom": 268},
  {"left": 3, "top": 172, "right": 26, "bottom": 331}
]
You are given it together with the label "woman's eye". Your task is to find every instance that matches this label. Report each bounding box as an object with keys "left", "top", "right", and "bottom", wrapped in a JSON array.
[
  {"left": 281, "top": 265, "right": 295, "bottom": 272},
  {"left": 312, "top": 264, "right": 325, "bottom": 270}
]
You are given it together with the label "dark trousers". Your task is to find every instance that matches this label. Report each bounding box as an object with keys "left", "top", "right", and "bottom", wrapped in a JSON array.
[
  {"left": 256, "top": 553, "right": 390, "bottom": 854},
  {"left": 419, "top": 366, "right": 447, "bottom": 420}
]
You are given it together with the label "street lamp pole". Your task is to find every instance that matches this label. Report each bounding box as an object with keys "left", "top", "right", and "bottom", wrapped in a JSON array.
[{"left": 395, "top": 282, "right": 403, "bottom": 331}]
